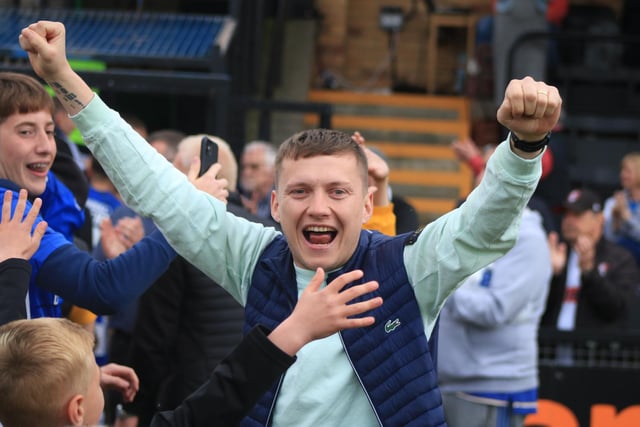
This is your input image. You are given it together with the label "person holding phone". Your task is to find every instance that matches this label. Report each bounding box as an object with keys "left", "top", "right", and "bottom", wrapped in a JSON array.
[
  {"left": 113, "top": 134, "right": 279, "bottom": 425},
  {"left": 95, "top": 134, "right": 230, "bottom": 425}
]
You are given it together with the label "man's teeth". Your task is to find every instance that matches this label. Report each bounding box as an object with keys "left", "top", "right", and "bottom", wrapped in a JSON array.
[{"left": 306, "top": 226, "right": 334, "bottom": 232}]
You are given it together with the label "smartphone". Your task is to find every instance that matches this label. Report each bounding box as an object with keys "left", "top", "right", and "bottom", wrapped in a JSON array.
[{"left": 199, "top": 136, "right": 219, "bottom": 177}]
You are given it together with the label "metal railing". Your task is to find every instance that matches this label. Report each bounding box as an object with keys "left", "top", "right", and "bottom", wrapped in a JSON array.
[{"left": 538, "top": 327, "right": 640, "bottom": 369}]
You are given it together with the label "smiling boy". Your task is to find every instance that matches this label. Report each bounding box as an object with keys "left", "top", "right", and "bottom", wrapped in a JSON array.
[{"left": 0, "top": 71, "right": 176, "bottom": 320}]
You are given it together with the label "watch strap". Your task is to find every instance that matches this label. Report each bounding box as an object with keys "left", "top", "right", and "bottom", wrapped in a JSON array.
[{"left": 510, "top": 132, "right": 550, "bottom": 153}]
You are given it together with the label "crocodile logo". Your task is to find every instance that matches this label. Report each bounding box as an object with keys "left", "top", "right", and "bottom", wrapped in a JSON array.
[{"left": 385, "top": 318, "right": 401, "bottom": 333}]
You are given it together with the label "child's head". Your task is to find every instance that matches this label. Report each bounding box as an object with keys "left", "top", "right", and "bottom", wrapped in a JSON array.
[
  {"left": 0, "top": 72, "right": 57, "bottom": 196},
  {"left": 0, "top": 317, "right": 103, "bottom": 427}
]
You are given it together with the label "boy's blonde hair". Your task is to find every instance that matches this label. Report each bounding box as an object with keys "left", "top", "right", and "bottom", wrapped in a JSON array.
[{"left": 0, "top": 317, "right": 95, "bottom": 427}]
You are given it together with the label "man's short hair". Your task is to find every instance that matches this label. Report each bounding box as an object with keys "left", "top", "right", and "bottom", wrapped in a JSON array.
[
  {"left": 0, "top": 72, "right": 54, "bottom": 124},
  {"left": 0, "top": 318, "right": 95, "bottom": 427},
  {"left": 275, "top": 129, "right": 368, "bottom": 190}
]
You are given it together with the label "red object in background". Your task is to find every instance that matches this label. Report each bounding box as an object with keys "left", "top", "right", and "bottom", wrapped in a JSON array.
[
  {"left": 547, "top": 0, "right": 570, "bottom": 26},
  {"left": 541, "top": 147, "right": 554, "bottom": 180}
]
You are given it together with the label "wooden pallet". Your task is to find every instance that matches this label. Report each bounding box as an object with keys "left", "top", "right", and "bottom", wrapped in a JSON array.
[{"left": 305, "top": 90, "right": 473, "bottom": 225}]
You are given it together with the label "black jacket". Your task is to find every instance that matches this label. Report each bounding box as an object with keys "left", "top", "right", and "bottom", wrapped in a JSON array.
[
  {"left": 150, "top": 325, "right": 294, "bottom": 427},
  {"left": 125, "top": 196, "right": 279, "bottom": 425},
  {"left": 0, "top": 258, "right": 31, "bottom": 325},
  {"left": 542, "top": 238, "right": 640, "bottom": 329},
  {"left": 125, "top": 256, "right": 246, "bottom": 425}
]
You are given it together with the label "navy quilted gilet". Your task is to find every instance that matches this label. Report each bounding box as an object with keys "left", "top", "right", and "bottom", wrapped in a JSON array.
[{"left": 241, "top": 230, "right": 446, "bottom": 427}]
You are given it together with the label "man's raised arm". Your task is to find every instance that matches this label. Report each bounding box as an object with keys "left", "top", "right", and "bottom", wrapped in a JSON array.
[{"left": 19, "top": 21, "right": 93, "bottom": 116}]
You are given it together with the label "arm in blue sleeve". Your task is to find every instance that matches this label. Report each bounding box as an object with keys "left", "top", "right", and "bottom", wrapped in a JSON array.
[{"left": 36, "top": 229, "right": 177, "bottom": 314}]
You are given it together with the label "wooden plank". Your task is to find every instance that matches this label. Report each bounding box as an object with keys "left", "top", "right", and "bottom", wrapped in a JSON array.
[
  {"left": 304, "top": 114, "right": 470, "bottom": 135},
  {"left": 369, "top": 142, "right": 460, "bottom": 160},
  {"left": 406, "top": 197, "right": 458, "bottom": 215},
  {"left": 390, "top": 170, "right": 472, "bottom": 188},
  {"left": 308, "top": 89, "right": 470, "bottom": 114}
]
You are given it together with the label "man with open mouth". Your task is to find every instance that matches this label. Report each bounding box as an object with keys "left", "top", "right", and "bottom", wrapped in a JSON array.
[{"left": 21, "top": 20, "right": 562, "bottom": 427}]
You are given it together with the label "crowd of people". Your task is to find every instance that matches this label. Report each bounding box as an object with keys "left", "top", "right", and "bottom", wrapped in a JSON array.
[{"left": 0, "top": 14, "right": 636, "bottom": 427}]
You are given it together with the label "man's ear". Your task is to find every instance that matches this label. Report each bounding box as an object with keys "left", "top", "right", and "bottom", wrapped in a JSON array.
[
  {"left": 362, "top": 190, "right": 374, "bottom": 224},
  {"left": 270, "top": 189, "right": 281, "bottom": 223},
  {"left": 66, "top": 394, "right": 84, "bottom": 426}
]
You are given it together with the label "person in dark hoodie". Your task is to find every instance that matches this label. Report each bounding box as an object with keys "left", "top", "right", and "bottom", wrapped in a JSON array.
[{"left": 0, "top": 71, "right": 178, "bottom": 321}]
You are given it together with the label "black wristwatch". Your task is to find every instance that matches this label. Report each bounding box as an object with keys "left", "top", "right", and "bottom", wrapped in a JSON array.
[{"left": 510, "top": 132, "right": 550, "bottom": 153}]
